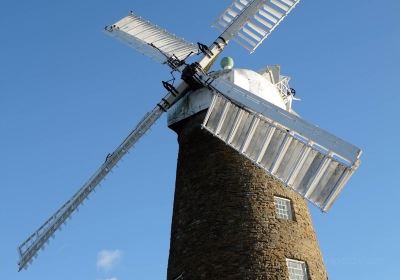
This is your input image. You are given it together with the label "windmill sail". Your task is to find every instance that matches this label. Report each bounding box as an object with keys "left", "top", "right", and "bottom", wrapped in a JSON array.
[
  {"left": 17, "top": 88, "right": 183, "bottom": 270},
  {"left": 214, "top": 0, "right": 301, "bottom": 53},
  {"left": 199, "top": 75, "right": 361, "bottom": 211},
  {"left": 105, "top": 13, "right": 198, "bottom": 66},
  {"left": 18, "top": 0, "right": 317, "bottom": 271}
]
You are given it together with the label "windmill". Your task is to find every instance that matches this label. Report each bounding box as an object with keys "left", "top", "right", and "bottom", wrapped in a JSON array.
[{"left": 18, "top": 0, "right": 361, "bottom": 276}]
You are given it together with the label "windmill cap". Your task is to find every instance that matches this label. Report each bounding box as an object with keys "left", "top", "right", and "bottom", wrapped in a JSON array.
[
  {"left": 221, "top": 57, "right": 234, "bottom": 70},
  {"left": 168, "top": 68, "right": 287, "bottom": 127}
]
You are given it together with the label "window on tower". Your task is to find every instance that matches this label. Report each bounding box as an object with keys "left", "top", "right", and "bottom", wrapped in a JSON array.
[
  {"left": 286, "top": 258, "right": 308, "bottom": 280},
  {"left": 274, "top": 196, "right": 293, "bottom": 221}
]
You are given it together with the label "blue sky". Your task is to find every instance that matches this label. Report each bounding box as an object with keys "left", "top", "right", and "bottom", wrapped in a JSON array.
[{"left": 1, "top": 0, "right": 399, "bottom": 279}]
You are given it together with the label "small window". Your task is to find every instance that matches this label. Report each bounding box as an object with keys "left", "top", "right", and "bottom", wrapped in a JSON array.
[
  {"left": 286, "top": 258, "right": 308, "bottom": 280},
  {"left": 274, "top": 196, "right": 293, "bottom": 220}
]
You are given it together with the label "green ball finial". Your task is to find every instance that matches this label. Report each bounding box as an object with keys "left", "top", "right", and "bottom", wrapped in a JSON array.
[{"left": 220, "top": 56, "right": 234, "bottom": 70}]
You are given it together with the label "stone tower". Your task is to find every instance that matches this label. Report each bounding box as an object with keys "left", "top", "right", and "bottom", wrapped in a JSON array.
[{"left": 166, "top": 68, "right": 328, "bottom": 280}]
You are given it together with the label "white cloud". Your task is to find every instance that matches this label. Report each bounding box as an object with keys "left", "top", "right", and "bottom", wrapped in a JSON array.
[
  {"left": 96, "top": 249, "right": 122, "bottom": 271},
  {"left": 97, "top": 278, "right": 118, "bottom": 280}
]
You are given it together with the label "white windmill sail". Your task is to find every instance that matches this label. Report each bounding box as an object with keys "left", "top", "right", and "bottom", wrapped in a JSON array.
[
  {"left": 18, "top": 0, "right": 353, "bottom": 271},
  {"left": 214, "top": 0, "right": 301, "bottom": 53},
  {"left": 105, "top": 13, "right": 198, "bottom": 66},
  {"left": 18, "top": 0, "right": 300, "bottom": 270},
  {"left": 16, "top": 85, "right": 184, "bottom": 271},
  {"left": 199, "top": 75, "right": 361, "bottom": 212}
]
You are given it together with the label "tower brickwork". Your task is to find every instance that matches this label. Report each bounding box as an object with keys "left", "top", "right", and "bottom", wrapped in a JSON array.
[{"left": 167, "top": 112, "right": 328, "bottom": 280}]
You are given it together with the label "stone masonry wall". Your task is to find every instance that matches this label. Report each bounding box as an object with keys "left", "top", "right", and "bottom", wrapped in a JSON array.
[{"left": 167, "top": 112, "right": 328, "bottom": 280}]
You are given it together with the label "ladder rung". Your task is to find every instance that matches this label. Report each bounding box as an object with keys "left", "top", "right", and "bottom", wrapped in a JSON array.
[
  {"left": 271, "top": 0, "right": 290, "bottom": 12},
  {"left": 215, "top": 100, "right": 231, "bottom": 135},
  {"left": 286, "top": 146, "right": 312, "bottom": 186},
  {"left": 270, "top": 135, "right": 293, "bottom": 175},
  {"left": 256, "top": 126, "right": 276, "bottom": 163},
  {"left": 241, "top": 117, "right": 260, "bottom": 153},
  {"left": 263, "top": 5, "right": 282, "bottom": 19},
  {"left": 227, "top": 110, "right": 245, "bottom": 144},
  {"left": 237, "top": 32, "right": 257, "bottom": 47},
  {"left": 304, "top": 157, "right": 332, "bottom": 199}
]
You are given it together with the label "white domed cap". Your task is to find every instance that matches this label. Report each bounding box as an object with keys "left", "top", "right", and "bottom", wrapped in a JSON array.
[
  {"left": 168, "top": 68, "right": 286, "bottom": 126},
  {"left": 219, "top": 69, "right": 286, "bottom": 109}
]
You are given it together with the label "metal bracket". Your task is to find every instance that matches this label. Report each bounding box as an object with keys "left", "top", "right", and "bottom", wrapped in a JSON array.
[
  {"left": 166, "top": 56, "right": 185, "bottom": 70},
  {"left": 148, "top": 44, "right": 191, "bottom": 72},
  {"left": 105, "top": 153, "right": 113, "bottom": 163},
  {"left": 181, "top": 62, "right": 205, "bottom": 91},
  {"left": 197, "top": 42, "right": 214, "bottom": 58},
  {"left": 162, "top": 81, "right": 179, "bottom": 97}
]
